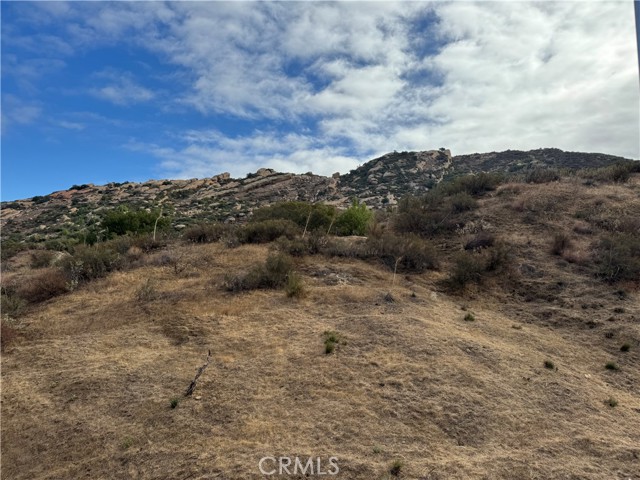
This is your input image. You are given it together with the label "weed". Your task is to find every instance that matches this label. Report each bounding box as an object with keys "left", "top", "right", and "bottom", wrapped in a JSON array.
[
  {"left": 285, "top": 272, "right": 305, "bottom": 298},
  {"left": 389, "top": 459, "right": 403, "bottom": 476},
  {"left": 1, "top": 293, "right": 27, "bottom": 318},
  {"left": 604, "top": 362, "right": 619, "bottom": 371},
  {"left": 463, "top": 313, "right": 475, "bottom": 322},
  {"left": 323, "top": 330, "right": 341, "bottom": 355},
  {"left": 605, "top": 397, "right": 618, "bottom": 408},
  {"left": 372, "top": 446, "right": 383, "bottom": 454},
  {"left": 464, "top": 232, "right": 495, "bottom": 251},
  {"left": 170, "top": 397, "right": 180, "bottom": 409},
  {"left": 551, "top": 233, "right": 572, "bottom": 256},
  {"left": 1, "top": 319, "right": 18, "bottom": 352},
  {"left": 620, "top": 343, "right": 631, "bottom": 352},
  {"left": 544, "top": 360, "right": 555, "bottom": 370},
  {"left": 135, "top": 279, "right": 158, "bottom": 303}
]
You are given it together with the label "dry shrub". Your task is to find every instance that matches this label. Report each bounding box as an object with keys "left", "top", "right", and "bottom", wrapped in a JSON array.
[
  {"left": 17, "top": 269, "right": 68, "bottom": 303},
  {"left": 464, "top": 232, "right": 495, "bottom": 251},
  {"left": 1, "top": 320, "right": 18, "bottom": 352},
  {"left": 595, "top": 234, "right": 640, "bottom": 283},
  {"left": 237, "top": 220, "right": 300, "bottom": 244},
  {"left": 551, "top": 232, "right": 572, "bottom": 256},
  {"left": 447, "top": 242, "right": 513, "bottom": 290},
  {"left": 59, "top": 244, "right": 123, "bottom": 284},
  {"left": 183, "top": 223, "right": 227, "bottom": 244},
  {"left": 224, "top": 253, "right": 294, "bottom": 292},
  {"left": 573, "top": 221, "right": 593, "bottom": 235},
  {"left": 30, "top": 250, "right": 55, "bottom": 269}
]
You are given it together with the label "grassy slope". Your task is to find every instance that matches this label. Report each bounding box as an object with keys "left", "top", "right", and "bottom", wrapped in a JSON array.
[{"left": 2, "top": 177, "right": 640, "bottom": 480}]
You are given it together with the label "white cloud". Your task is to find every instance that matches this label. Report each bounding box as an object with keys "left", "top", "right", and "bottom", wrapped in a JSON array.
[
  {"left": 89, "top": 74, "right": 155, "bottom": 106},
  {"left": 8, "top": 1, "right": 638, "bottom": 178},
  {"left": 1, "top": 95, "right": 42, "bottom": 132}
]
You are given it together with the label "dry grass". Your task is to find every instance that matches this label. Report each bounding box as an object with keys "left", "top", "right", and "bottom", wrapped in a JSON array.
[{"left": 2, "top": 176, "right": 640, "bottom": 479}]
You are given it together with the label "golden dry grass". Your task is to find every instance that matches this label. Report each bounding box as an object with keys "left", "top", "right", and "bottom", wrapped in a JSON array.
[{"left": 2, "top": 177, "right": 640, "bottom": 479}]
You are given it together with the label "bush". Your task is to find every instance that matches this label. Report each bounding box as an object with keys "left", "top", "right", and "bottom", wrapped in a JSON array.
[
  {"left": 323, "top": 331, "right": 341, "bottom": 354},
  {"left": 447, "top": 251, "right": 486, "bottom": 289},
  {"left": 439, "top": 172, "right": 504, "bottom": 196},
  {"left": 595, "top": 234, "right": 640, "bottom": 283},
  {"left": 285, "top": 271, "right": 305, "bottom": 298},
  {"left": 30, "top": 250, "right": 55, "bottom": 269},
  {"left": 366, "top": 233, "right": 439, "bottom": 273},
  {"left": 224, "top": 253, "right": 295, "bottom": 291},
  {"left": 60, "top": 244, "right": 123, "bottom": 285},
  {"left": 448, "top": 192, "right": 478, "bottom": 213},
  {"left": 17, "top": 269, "right": 69, "bottom": 303},
  {"left": 334, "top": 199, "right": 373, "bottom": 236},
  {"left": 393, "top": 196, "right": 457, "bottom": 237},
  {"left": 102, "top": 206, "right": 170, "bottom": 237},
  {"left": 551, "top": 232, "right": 572, "bottom": 256},
  {"left": 183, "top": 223, "right": 227, "bottom": 244},
  {"left": 447, "top": 242, "right": 513, "bottom": 290},
  {"left": 237, "top": 220, "right": 300, "bottom": 244},
  {"left": 464, "top": 232, "right": 495, "bottom": 251},
  {"left": 1, "top": 319, "right": 18, "bottom": 352},
  {"left": 0, "top": 293, "right": 27, "bottom": 317},
  {"left": 522, "top": 168, "right": 561, "bottom": 184},
  {"left": 252, "top": 201, "right": 336, "bottom": 232}
]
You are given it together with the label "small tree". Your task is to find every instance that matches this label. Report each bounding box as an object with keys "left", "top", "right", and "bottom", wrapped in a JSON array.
[{"left": 335, "top": 198, "right": 373, "bottom": 236}]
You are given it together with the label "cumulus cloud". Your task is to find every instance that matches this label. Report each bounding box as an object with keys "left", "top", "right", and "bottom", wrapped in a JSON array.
[{"left": 6, "top": 1, "right": 638, "bottom": 179}]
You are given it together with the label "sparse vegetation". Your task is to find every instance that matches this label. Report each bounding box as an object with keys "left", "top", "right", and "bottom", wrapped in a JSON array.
[
  {"left": 389, "top": 459, "right": 403, "bottom": 476},
  {"left": 463, "top": 313, "right": 475, "bottom": 322},
  {"left": 605, "top": 362, "right": 619, "bottom": 371},
  {"left": 551, "top": 232, "right": 572, "bottom": 256},
  {"left": 605, "top": 397, "right": 618, "bottom": 408},
  {"left": 284, "top": 271, "right": 305, "bottom": 298},
  {"left": 620, "top": 343, "right": 631, "bottom": 352},
  {"left": 544, "top": 360, "right": 556, "bottom": 370},
  {"left": 323, "top": 331, "right": 341, "bottom": 354},
  {"left": 595, "top": 234, "right": 640, "bottom": 283},
  {"left": 169, "top": 397, "right": 180, "bottom": 409},
  {"left": 16, "top": 269, "right": 69, "bottom": 303}
]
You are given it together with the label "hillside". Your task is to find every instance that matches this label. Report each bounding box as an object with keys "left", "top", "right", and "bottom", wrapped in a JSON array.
[
  {"left": 2, "top": 163, "right": 639, "bottom": 479},
  {"left": 1, "top": 148, "right": 632, "bottom": 249}
]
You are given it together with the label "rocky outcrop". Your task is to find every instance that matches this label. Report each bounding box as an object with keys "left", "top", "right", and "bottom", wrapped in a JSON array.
[{"left": 1, "top": 148, "right": 633, "bottom": 242}]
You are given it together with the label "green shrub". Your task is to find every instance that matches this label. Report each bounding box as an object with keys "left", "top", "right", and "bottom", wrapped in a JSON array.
[
  {"left": 544, "top": 360, "right": 555, "bottom": 370},
  {"left": 252, "top": 201, "right": 336, "bottom": 232},
  {"left": 335, "top": 199, "right": 373, "bottom": 236},
  {"left": 463, "top": 313, "right": 475, "bottom": 322},
  {"left": 448, "top": 192, "right": 478, "bottom": 212},
  {"left": 439, "top": 172, "right": 504, "bottom": 196},
  {"left": 237, "top": 219, "right": 300, "bottom": 244},
  {"left": 60, "top": 244, "right": 123, "bottom": 284},
  {"left": 389, "top": 459, "right": 403, "bottom": 476},
  {"left": 323, "top": 331, "right": 341, "bottom": 354},
  {"left": 285, "top": 272, "right": 305, "bottom": 298},
  {"left": 605, "top": 361, "right": 619, "bottom": 371},
  {"left": 605, "top": 397, "right": 618, "bottom": 408},
  {"left": 102, "top": 206, "right": 170, "bottom": 237}
]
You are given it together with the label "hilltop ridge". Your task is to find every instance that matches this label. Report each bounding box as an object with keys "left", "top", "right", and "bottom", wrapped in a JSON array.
[{"left": 1, "top": 148, "right": 634, "bottom": 245}]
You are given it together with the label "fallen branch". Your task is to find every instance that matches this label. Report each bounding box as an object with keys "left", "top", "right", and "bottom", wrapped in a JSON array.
[{"left": 184, "top": 349, "right": 211, "bottom": 397}]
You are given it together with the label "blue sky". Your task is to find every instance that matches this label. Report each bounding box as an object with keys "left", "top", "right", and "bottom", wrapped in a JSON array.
[{"left": 1, "top": 1, "right": 638, "bottom": 201}]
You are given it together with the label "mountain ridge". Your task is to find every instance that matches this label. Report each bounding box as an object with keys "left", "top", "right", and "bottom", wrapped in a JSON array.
[{"left": 1, "top": 147, "right": 634, "bottom": 244}]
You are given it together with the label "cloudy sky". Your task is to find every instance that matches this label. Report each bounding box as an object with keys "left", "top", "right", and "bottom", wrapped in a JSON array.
[{"left": 2, "top": 1, "right": 638, "bottom": 200}]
